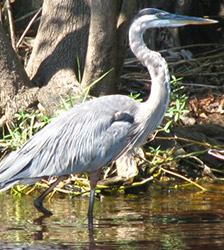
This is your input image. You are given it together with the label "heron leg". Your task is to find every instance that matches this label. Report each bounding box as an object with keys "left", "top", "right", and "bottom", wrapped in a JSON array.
[
  {"left": 34, "top": 175, "right": 67, "bottom": 216},
  {"left": 88, "top": 169, "right": 101, "bottom": 223}
]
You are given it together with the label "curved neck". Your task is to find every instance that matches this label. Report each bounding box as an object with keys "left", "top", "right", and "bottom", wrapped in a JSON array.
[{"left": 129, "top": 19, "right": 170, "bottom": 127}]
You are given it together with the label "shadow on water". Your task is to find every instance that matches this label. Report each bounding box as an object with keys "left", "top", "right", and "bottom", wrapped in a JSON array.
[{"left": 1, "top": 183, "right": 224, "bottom": 249}]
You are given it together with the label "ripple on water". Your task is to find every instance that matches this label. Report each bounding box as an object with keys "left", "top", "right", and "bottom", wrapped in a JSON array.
[{"left": 1, "top": 184, "right": 224, "bottom": 249}]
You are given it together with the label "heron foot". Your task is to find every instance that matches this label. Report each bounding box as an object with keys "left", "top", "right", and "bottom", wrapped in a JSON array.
[{"left": 34, "top": 199, "right": 53, "bottom": 216}]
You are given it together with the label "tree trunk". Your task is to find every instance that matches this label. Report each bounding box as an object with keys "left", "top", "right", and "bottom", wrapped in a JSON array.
[
  {"left": 0, "top": 21, "right": 38, "bottom": 126},
  {"left": 26, "top": 0, "right": 91, "bottom": 115},
  {"left": 25, "top": 0, "right": 138, "bottom": 115},
  {"left": 81, "top": 0, "right": 118, "bottom": 95},
  {"left": 82, "top": 0, "right": 137, "bottom": 96}
]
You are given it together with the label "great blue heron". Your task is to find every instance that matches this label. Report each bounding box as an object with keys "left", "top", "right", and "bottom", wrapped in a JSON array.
[{"left": 0, "top": 9, "right": 217, "bottom": 220}]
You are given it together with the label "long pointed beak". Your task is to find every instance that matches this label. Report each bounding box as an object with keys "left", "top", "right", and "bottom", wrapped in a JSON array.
[{"left": 167, "top": 14, "right": 218, "bottom": 26}]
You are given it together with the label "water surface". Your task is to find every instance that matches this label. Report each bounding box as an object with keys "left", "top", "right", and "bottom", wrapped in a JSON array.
[{"left": 1, "top": 184, "right": 224, "bottom": 249}]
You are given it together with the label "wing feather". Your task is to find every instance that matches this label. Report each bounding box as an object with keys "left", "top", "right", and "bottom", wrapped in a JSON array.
[{"left": 0, "top": 95, "right": 140, "bottom": 188}]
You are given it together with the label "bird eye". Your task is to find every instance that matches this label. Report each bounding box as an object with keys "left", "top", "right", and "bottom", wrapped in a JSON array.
[{"left": 156, "top": 13, "right": 162, "bottom": 18}]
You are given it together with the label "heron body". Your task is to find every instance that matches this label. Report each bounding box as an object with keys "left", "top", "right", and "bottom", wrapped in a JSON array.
[
  {"left": 0, "top": 95, "right": 142, "bottom": 186},
  {"left": 0, "top": 9, "right": 217, "bottom": 221}
]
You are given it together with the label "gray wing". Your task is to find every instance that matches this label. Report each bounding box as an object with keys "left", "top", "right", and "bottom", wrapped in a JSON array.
[{"left": 0, "top": 95, "right": 140, "bottom": 188}]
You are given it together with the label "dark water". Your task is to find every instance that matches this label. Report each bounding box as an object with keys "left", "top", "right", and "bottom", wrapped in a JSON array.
[{"left": 1, "top": 184, "right": 224, "bottom": 249}]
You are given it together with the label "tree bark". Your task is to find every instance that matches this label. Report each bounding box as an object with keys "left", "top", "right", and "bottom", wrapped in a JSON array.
[
  {"left": 26, "top": 0, "right": 90, "bottom": 115},
  {"left": 82, "top": 0, "right": 137, "bottom": 96},
  {"left": 0, "top": 21, "right": 38, "bottom": 126},
  {"left": 81, "top": 0, "right": 118, "bottom": 95},
  {"left": 116, "top": 0, "right": 138, "bottom": 89}
]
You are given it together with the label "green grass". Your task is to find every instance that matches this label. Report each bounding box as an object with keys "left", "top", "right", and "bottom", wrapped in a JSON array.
[
  {"left": 0, "top": 109, "right": 51, "bottom": 151},
  {"left": 164, "top": 75, "right": 190, "bottom": 132}
]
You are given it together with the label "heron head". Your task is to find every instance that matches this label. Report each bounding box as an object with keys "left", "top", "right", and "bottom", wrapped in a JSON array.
[{"left": 133, "top": 8, "right": 217, "bottom": 29}]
